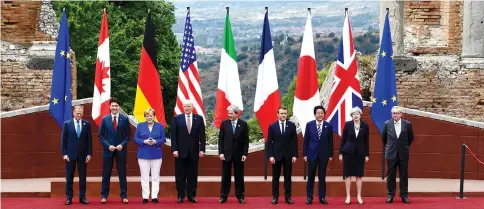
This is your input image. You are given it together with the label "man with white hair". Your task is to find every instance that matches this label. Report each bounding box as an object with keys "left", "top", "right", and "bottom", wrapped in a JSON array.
[
  {"left": 171, "top": 100, "right": 206, "bottom": 204},
  {"left": 382, "top": 106, "right": 414, "bottom": 204},
  {"left": 218, "top": 105, "right": 249, "bottom": 204}
]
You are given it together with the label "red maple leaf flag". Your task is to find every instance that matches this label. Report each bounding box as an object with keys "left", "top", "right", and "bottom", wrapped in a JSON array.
[{"left": 92, "top": 10, "right": 111, "bottom": 126}]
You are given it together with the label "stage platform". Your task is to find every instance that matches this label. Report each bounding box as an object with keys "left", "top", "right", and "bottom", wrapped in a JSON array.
[{"left": 2, "top": 176, "right": 484, "bottom": 198}]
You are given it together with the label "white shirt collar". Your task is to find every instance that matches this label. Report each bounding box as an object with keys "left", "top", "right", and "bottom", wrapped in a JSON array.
[
  {"left": 394, "top": 119, "right": 401, "bottom": 124},
  {"left": 186, "top": 113, "right": 192, "bottom": 118},
  {"left": 231, "top": 119, "right": 238, "bottom": 124},
  {"left": 279, "top": 120, "right": 286, "bottom": 124},
  {"left": 112, "top": 113, "right": 119, "bottom": 118}
]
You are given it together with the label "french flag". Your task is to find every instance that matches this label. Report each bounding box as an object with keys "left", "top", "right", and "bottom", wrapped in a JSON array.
[{"left": 254, "top": 9, "right": 281, "bottom": 140}]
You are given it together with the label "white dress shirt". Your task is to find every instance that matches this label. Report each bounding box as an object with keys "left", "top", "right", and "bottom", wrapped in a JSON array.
[
  {"left": 394, "top": 119, "right": 402, "bottom": 138},
  {"left": 186, "top": 113, "right": 193, "bottom": 127},
  {"left": 279, "top": 120, "right": 286, "bottom": 133},
  {"left": 354, "top": 123, "right": 360, "bottom": 136},
  {"left": 74, "top": 119, "right": 82, "bottom": 133},
  {"left": 112, "top": 113, "right": 119, "bottom": 124}
]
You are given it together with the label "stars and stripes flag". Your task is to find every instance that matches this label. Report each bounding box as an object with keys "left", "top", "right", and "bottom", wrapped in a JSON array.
[
  {"left": 92, "top": 10, "right": 111, "bottom": 126},
  {"left": 325, "top": 10, "right": 364, "bottom": 136},
  {"left": 174, "top": 9, "right": 206, "bottom": 120}
]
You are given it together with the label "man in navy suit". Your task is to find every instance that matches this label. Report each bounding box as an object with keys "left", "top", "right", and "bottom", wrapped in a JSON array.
[
  {"left": 61, "top": 105, "right": 92, "bottom": 205},
  {"left": 266, "top": 106, "right": 298, "bottom": 204},
  {"left": 303, "top": 105, "right": 333, "bottom": 204},
  {"left": 98, "top": 98, "right": 131, "bottom": 204},
  {"left": 171, "top": 100, "right": 206, "bottom": 203}
]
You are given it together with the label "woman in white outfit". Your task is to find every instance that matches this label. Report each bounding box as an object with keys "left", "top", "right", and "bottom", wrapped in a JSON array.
[{"left": 134, "top": 108, "right": 166, "bottom": 203}]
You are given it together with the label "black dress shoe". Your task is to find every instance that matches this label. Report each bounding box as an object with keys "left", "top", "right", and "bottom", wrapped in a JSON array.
[
  {"left": 320, "top": 198, "right": 328, "bottom": 204},
  {"left": 79, "top": 198, "right": 89, "bottom": 204},
  {"left": 177, "top": 197, "right": 184, "bottom": 203},
  {"left": 152, "top": 198, "right": 159, "bottom": 203},
  {"left": 285, "top": 198, "right": 293, "bottom": 204},
  {"left": 386, "top": 196, "right": 394, "bottom": 203},
  {"left": 306, "top": 199, "right": 313, "bottom": 204},
  {"left": 219, "top": 197, "right": 227, "bottom": 203},
  {"left": 401, "top": 196, "right": 410, "bottom": 204},
  {"left": 65, "top": 198, "right": 72, "bottom": 205},
  {"left": 188, "top": 197, "right": 198, "bottom": 203},
  {"left": 142, "top": 199, "right": 148, "bottom": 204},
  {"left": 237, "top": 198, "right": 245, "bottom": 204},
  {"left": 271, "top": 198, "right": 278, "bottom": 204}
]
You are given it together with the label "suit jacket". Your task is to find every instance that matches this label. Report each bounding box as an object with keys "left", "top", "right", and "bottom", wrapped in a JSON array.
[
  {"left": 266, "top": 120, "right": 298, "bottom": 161},
  {"left": 170, "top": 113, "right": 206, "bottom": 159},
  {"left": 302, "top": 120, "right": 334, "bottom": 161},
  {"left": 61, "top": 119, "right": 92, "bottom": 161},
  {"left": 382, "top": 119, "right": 414, "bottom": 160},
  {"left": 218, "top": 119, "right": 249, "bottom": 162},
  {"left": 98, "top": 114, "right": 131, "bottom": 158},
  {"left": 133, "top": 122, "right": 166, "bottom": 159},
  {"left": 339, "top": 121, "right": 369, "bottom": 156}
]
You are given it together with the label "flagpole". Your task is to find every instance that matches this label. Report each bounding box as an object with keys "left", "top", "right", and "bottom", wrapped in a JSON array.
[
  {"left": 303, "top": 7, "right": 308, "bottom": 181},
  {"left": 343, "top": 7, "right": 349, "bottom": 181},
  {"left": 187, "top": 7, "right": 190, "bottom": 13},
  {"left": 263, "top": 6, "right": 269, "bottom": 181},
  {"left": 226, "top": 6, "right": 229, "bottom": 15},
  {"left": 381, "top": 7, "right": 390, "bottom": 181}
]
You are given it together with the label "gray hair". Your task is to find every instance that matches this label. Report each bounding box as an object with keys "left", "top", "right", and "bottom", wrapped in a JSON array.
[
  {"left": 73, "top": 105, "right": 84, "bottom": 111},
  {"left": 227, "top": 105, "right": 240, "bottom": 114},
  {"left": 183, "top": 100, "right": 194, "bottom": 106},
  {"left": 350, "top": 107, "right": 363, "bottom": 116},
  {"left": 391, "top": 106, "right": 402, "bottom": 113}
]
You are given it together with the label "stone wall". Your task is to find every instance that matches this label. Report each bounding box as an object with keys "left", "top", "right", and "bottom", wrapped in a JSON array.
[
  {"left": 1, "top": 1, "right": 55, "bottom": 43},
  {"left": 404, "top": 0, "right": 462, "bottom": 55},
  {"left": 1, "top": 1, "right": 76, "bottom": 112},
  {"left": 396, "top": 56, "right": 484, "bottom": 122}
]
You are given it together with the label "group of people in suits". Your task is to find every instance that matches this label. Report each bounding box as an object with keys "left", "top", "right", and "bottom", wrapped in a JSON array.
[{"left": 61, "top": 98, "right": 414, "bottom": 205}]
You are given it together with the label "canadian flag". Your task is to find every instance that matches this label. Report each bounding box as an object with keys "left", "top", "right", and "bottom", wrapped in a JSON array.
[
  {"left": 293, "top": 9, "right": 320, "bottom": 136},
  {"left": 92, "top": 10, "right": 111, "bottom": 126}
]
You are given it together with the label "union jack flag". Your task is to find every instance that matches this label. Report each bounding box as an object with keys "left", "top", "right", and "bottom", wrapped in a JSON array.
[
  {"left": 325, "top": 11, "right": 363, "bottom": 136},
  {"left": 174, "top": 10, "right": 206, "bottom": 120}
]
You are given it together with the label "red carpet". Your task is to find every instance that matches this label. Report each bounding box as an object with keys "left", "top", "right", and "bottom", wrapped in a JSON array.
[{"left": 1, "top": 197, "right": 483, "bottom": 209}]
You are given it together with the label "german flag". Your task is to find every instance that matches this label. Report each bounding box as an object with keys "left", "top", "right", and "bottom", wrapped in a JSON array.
[{"left": 133, "top": 12, "right": 166, "bottom": 126}]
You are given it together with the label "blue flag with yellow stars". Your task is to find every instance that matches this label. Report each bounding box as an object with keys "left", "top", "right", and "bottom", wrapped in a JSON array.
[
  {"left": 370, "top": 11, "right": 398, "bottom": 133},
  {"left": 49, "top": 10, "right": 72, "bottom": 128}
]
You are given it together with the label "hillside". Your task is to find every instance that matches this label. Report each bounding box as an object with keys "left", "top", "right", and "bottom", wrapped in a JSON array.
[{"left": 198, "top": 32, "right": 379, "bottom": 119}]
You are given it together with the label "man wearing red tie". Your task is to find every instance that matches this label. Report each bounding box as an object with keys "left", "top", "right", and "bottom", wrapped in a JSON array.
[{"left": 99, "top": 98, "right": 131, "bottom": 204}]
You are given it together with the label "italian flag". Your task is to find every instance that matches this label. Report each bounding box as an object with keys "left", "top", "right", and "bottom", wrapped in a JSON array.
[{"left": 213, "top": 9, "right": 243, "bottom": 128}]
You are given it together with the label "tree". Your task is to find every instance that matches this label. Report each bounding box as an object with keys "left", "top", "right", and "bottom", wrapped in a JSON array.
[{"left": 53, "top": 1, "right": 180, "bottom": 122}]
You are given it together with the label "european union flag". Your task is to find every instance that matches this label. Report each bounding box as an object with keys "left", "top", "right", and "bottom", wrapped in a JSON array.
[
  {"left": 49, "top": 10, "right": 72, "bottom": 128},
  {"left": 370, "top": 11, "right": 398, "bottom": 133}
]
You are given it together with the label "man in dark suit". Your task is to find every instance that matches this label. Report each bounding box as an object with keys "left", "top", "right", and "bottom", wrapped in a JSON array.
[
  {"left": 61, "top": 105, "right": 92, "bottom": 205},
  {"left": 302, "top": 105, "right": 333, "bottom": 204},
  {"left": 266, "top": 106, "right": 298, "bottom": 204},
  {"left": 218, "top": 105, "right": 249, "bottom": 204},
  {"left": 171, "top": 100, "right": 206, "bottom": 203},
  {"left": 98, "top": 98, "right": 131, "bottom": 204},
  {"left": 382, "top": 106, "right": 414, "bottom": 204}
]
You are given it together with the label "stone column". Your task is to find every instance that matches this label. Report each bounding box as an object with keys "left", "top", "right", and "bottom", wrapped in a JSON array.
[
  {"left": 462, "top": 1, "right": 484, "bottom": 68},
  {"left": 380, "top": 0, "right": 404, "bottom": 56}
]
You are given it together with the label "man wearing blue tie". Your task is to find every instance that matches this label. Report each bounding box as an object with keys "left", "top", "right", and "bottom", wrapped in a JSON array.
[
  {"left": 61, "top": 105, "right": 92, "bottom": 205},
  {"left": 303, "top": 106, "right": 334, "bottom": 204},
  {"left": 99, "top": 98, "right": 131, "bottom": 204}
]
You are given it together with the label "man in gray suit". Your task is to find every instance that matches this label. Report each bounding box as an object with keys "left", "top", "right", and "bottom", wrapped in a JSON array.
[{"left": 382, "top": 106, "right": 414, "bottom": 204}]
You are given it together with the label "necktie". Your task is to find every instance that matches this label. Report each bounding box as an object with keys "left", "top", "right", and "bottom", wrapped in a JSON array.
[
  {"left": 281, "top": 122, "right": 285, "bottom": 135},
  {"left": 232, "top": 121, "right": 236, "bottom": 134},
  {"left": 317, "top": 123, "right": 322, "bottom": 139},
  {"left": 76, "top": 120, "right": 81, "bottom": 139},
  {"left": 113, "top": 116, "right": 117, "bottom": 132},
  {"left": 187, "top": 115, "right": 192, "bottom": 134}
]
